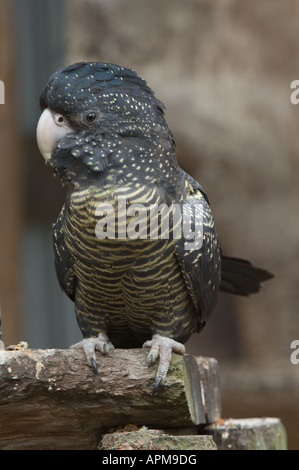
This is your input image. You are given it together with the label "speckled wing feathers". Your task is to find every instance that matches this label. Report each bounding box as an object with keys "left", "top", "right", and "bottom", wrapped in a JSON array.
[
  {"left": 174, "top": 173, "right": 221, "bottom": 326},
  {"left": 53, "top": 204, "right": 77, "bottom": 302}
]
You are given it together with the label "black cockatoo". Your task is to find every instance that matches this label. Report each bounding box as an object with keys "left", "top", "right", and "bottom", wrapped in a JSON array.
[{"left": 36, "top": 62, "right": 272, "bottom": 393}]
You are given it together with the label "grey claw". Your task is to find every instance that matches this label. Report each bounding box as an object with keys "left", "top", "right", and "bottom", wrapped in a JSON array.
[
  {"left": 148, "top": 354, "right": 153, "bottom": 368},
  {"left": 70, "top": 334, "right": 114, "bottom": 372},
  {"left": 90, "top": 356, "right": 98, "bottom": 373},
  {"left": 143, "top": 335, "right": 186, "bottom": 393},
  {"left": 152, "top": 376, "right": 162, "bottom": 395}
]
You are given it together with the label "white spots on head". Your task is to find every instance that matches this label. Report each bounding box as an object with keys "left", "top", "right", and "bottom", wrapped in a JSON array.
[
  {"left": 44, "top": 64, "right": 177, "bottom": 185},
  {"left": 71, "top": 148, "right": 80, "bottom": 157}
]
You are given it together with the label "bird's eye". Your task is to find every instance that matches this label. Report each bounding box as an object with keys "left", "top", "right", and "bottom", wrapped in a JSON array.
[
  {"left": 54, "top": 114, "right": 65, "bottom": 126},
  {"left": 86, "top": 112, "right": 97, "bottom": 123}
]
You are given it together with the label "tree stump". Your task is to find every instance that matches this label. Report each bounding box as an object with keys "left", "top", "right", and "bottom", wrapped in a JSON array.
[
  {"left": 99, "top": 427, "right": 217, "bottom": 450},
  {"left": 205, "top": 417, "right": 287, "bottom": 450}
]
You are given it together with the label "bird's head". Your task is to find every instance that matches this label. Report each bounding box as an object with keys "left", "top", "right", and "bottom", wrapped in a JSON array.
[{"left": 37, "top": 62, "right": 173, "bottom": 184}]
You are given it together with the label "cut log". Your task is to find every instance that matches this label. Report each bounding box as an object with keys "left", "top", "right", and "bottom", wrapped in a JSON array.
[
  {"left": 205, "top": 418, "right": 287, "bottom": 450},
  {"left": 99, "top": 427, "right": 217, "bottom": 450},
  {"left": 0, "top": 348, "right": 220, "bottom": 450},
  {"left": 99, "top": 419, "right": 287, "bottom": 451}
]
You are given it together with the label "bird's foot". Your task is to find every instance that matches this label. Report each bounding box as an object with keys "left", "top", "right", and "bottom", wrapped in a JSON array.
[
  {"left": 0, "top": 340, "right": 4, "bottom": 350},
  {"left": 70, "top": 333, "right": 114, "bottom": 373},
  {"left": 143, "top": 334, "right": 185, "bottom": 395}
]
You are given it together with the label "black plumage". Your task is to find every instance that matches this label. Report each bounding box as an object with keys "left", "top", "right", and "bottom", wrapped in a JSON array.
[{"left": 36, "top": 62, "right": 272, "bottom": 392}]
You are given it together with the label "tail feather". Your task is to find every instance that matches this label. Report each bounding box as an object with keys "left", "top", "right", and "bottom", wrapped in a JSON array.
[{"left": 220, "top": 255, "right": 273, "bottom": 296}]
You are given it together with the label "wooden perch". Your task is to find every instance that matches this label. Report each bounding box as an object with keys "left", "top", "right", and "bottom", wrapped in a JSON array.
[{"left": 0, "top": 348, "right": 220, "bottom": 450}]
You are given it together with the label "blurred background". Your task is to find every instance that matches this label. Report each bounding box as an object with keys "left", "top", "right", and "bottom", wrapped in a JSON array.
[{"left": 0, "top": 0, "right": 298, "bottom": 448}]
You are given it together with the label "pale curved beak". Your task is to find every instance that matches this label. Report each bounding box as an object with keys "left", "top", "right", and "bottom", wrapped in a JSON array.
[{"left": 36, "top": 109, "right": 73, "bottom": 161}]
